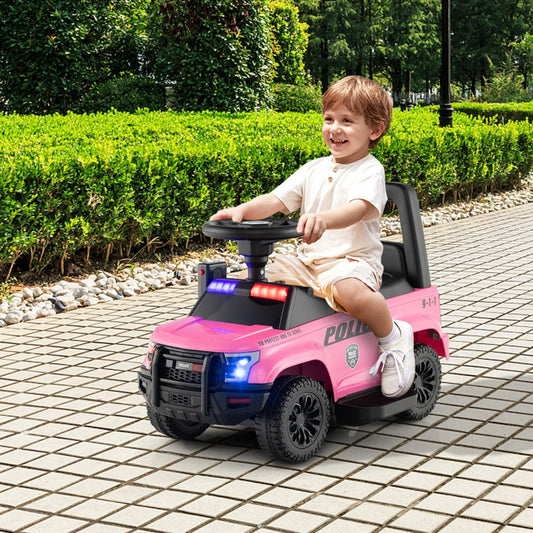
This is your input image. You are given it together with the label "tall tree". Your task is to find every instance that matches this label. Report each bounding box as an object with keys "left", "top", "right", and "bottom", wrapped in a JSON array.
[
  {"left": 374, "top": 0, "right": 440, "bottom": 103},
  {"left": 296, "top": 0, "right": 440, "bottom": 99},
  {"left": 452, "top": 0, "right": 533, "bottom": 96},
  {"left": 295, "top": 0, "right": 335, "bottom": 91},
  {"left": 512, "top": 33, "right": 533, "bottom": 91}
]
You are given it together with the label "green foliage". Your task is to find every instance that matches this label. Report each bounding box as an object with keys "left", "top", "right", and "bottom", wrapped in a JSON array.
[
  {"left": 74, "top": 76, "right": 167, "bottom": 114},
  {"left": 479, "top": 56, "right": 532, "bottom": 104},
  {"left": 272, "top": 84, "right": 322, "bottom": 112},
  {"left": 0, "top": 108, "right": 531, "bottom": 278},
  {"left": 269, "top": 0, "right": 308, "bottom": 85},
  {"left": 0, "top": 1, "right": 150, "bottom": 114},
  {"left": 150, "top": 0, "right": 273, "bottom": 112},
  {"left": 481, "top": 77, "right": 531, "bottom": 104}
]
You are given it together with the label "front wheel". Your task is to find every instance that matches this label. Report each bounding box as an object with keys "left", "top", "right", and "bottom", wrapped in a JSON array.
[
  {"left": 147, "top": 406, "right": 209, "bottom": 440},
  {"left": 398, "top": 344, "right": 442, "bottom": 420},
  {"left": 255, "top": 376, "right": 330, "bottom": 463}
]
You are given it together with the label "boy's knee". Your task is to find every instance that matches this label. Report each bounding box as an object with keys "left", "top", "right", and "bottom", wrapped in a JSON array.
[{"left": 333, "top": 277, "right": 370, "bottom": 310}]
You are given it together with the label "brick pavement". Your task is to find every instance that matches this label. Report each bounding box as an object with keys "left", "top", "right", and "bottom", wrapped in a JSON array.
[{"left": 0, "top": 203, "right": 531, "bottom": 533}]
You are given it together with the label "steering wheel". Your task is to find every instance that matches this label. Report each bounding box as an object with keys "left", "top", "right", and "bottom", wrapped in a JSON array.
[
  {"left": 202, "top": 218, "right": 301, "bottom": 282},
  {"left": 202, "top": 218, "right": 300, "bottom": 242}
]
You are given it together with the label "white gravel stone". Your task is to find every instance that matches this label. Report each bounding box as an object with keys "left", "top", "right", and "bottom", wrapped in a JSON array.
[
  {"left": 32, "top": 286, "right": 43, "bottom": 298},
  {"left": 22, "top": 287, "right": 34, "bottom": 300},
  {"left": 5, "top": 312, "right": 23, "bottom": 325},
  {"left": 23, "top": 310, "right": 38, "bottom": 321}
]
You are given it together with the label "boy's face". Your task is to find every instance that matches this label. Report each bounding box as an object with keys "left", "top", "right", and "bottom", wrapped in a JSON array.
[{"left": 322, "top": 106, "right": 384, "bottom": 165}]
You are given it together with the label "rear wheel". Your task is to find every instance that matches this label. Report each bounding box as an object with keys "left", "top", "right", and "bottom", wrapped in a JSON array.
[
  {"left": 398, "top": 344, "right": 441, "bottom": 420},
  {"left": 255, "top": 376, "right": 330, "bottom": 463},
  {"left": 147, "top": 406, "right": 209, "bottom": 440}
]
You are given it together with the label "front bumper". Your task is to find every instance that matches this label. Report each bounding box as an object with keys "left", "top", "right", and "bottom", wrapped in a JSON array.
[{"left": 138, "top": 344, "right": 272, "bottom": 426}]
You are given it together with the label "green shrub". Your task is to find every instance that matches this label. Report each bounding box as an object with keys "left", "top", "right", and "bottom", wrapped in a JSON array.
[
  {"left": 74, "top": 77, "right": 166, "bottom": 114},
  {"left": 269, "top": 0, "right": 308, "bottom": 85},
  {"left": 272, "top": 84, "right": 322, "bottom": 112},
  {"left": 149, "top": 0, "right": 272, "bottom": 112},
  {"left": 0, "top": 107, "right": 531, "bottom": 278},
  {"left": 0, "top": 1, "right": 148, "bottom": 114}
]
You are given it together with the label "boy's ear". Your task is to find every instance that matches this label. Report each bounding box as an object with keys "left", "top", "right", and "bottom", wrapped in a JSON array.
[{"left": 369, "top": 123, "right": 386, "bottom": 141}]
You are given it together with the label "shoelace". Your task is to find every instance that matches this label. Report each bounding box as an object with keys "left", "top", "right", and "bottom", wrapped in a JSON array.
[{"left": 369, "top": 349, "right": 407, "bottom": 388}]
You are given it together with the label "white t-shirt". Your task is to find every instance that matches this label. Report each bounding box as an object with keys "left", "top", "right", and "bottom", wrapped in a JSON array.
[{"left": 271, "top": 153, "right": 387, "bottom": 276}]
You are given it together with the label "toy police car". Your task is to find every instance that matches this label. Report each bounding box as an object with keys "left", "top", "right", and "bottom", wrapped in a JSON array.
[{"left": 139, "top": 182, "right": 449, "bottom": 462}]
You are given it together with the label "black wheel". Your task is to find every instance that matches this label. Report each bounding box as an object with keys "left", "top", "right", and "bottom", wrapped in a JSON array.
[
  {"left": 255, "top": 376, "right": 330, "bottom": 463},
  {"left": 147, "top": 406, "right": 209, "bottom": 440},
  {"left": 398, "top": 344, "right": 442, "bottom": 420}
]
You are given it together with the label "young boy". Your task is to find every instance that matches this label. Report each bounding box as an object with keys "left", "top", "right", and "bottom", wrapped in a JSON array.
[{"left": 210, "top": 75, "right": 415, "bottom": 398}]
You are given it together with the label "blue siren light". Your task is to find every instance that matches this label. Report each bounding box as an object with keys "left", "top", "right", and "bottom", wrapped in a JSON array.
[{"left": 207, "top": 279, "right": 238, "bottom": 295}]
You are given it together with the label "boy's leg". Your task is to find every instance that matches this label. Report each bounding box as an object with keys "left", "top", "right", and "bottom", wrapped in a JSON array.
[
  {"left": 333, "top": 278, "right": 415, "bottom": 398},
  {"left": 266, "top": 254, "right": 320, "bottom": 293},
  {"left": 333, "top": 277, "right": 392, "bottom": 337}
]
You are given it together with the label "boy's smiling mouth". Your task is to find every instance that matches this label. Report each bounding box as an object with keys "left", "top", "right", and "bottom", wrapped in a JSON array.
[{"left": 330, "top": 138, "right": 348, "bottom": 145}]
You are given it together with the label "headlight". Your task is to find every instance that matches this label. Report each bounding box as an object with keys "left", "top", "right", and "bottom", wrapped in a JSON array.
[
  {"left": 142, "top": 341, "right": 156, "bottom": 371},
  {"left": 223, "top": 351, "right": 260, "bottom": 383}
]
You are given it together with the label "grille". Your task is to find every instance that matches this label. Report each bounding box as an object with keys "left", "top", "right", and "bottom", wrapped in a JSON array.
[
  {"left": 157, "top": 346, "right": 224, "bottom": 390},
  {"left": 163, "top": 367, "right": 202, "bottom": 384}
]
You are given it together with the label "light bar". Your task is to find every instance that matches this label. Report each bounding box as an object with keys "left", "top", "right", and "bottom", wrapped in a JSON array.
[
  {"left": 250, "top": 283, "right": 289, "bottom": 302},
  {"left": 207, "top": 279, "right": 238, "bottom": 295}
]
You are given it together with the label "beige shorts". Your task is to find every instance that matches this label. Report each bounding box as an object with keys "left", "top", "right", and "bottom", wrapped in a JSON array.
[{"left": 266, "top": 254, "right": 381, "bottom": 312}]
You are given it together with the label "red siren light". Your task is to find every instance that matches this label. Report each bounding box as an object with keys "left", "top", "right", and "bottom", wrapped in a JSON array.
[{"left": 250, "top": 283, "right": 288, "bottom": 302}]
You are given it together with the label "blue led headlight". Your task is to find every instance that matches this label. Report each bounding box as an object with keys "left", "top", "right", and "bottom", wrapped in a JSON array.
[{"left": 223, "top": 351, "right": 260, "bottom": 383}]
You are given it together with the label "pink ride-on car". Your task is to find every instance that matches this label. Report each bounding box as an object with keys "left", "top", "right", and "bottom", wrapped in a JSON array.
[{"left": 138, "top": 182, "right": 449, "bottom": 463}]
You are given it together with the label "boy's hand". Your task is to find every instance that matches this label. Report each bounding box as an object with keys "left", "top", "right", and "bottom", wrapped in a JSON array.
[
  {"left": 210, "top": 206, "right": 246, "bottom": 222},
  {"left": 297, "top": 213, "right": 327, "bottom": 244},
  {"left": 209, "top": 194, "right": 289, "bottom": 224}
]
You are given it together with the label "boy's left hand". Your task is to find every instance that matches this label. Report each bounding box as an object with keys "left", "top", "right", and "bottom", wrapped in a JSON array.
[{"left": 297, "top": 213, "right": 327, "bottom": 244}]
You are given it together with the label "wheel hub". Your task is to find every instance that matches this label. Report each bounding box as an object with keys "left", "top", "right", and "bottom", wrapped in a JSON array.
[
  {"left": 295, "top": 412, "right": 306, "bottom": 427},
  {"left": 288, "top": 393, "right": 321, "bottom": 448}
]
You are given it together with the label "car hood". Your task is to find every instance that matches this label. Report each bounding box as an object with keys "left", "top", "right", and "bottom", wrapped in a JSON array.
[{"left": 151, "top": 315, "right": 275, "bottom": 353}]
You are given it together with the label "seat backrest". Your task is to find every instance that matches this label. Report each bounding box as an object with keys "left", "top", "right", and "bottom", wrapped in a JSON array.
[{"left": 383, "top": 182, "right": 431, "bottom": 288}]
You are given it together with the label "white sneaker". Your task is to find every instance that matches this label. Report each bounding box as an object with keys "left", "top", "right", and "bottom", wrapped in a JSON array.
[{"left": 370, "top": 321, "right": 415, "bottom": 398}]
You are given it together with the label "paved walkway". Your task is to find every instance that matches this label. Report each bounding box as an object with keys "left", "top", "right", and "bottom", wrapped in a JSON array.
[{"left": 0, "top": 204, "right": 531, "bottom": 533}]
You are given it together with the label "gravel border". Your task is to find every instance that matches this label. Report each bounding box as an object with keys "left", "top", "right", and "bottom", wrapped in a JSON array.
[{"left": 1, "top": 179, "right": 532, "bottom": 327}]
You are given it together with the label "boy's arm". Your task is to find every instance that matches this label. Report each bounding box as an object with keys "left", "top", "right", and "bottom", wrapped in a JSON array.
[
  {"left": 298, "top": 199, "right": 378, "bottom": 244},
  {"left": 210, "top": 194, "right": 289, "bottom": 222}
]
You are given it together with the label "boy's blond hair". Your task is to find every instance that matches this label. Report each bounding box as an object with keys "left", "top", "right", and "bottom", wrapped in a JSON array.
[{"left": 322, "top": 76, "right": 393, "bottom": 149}]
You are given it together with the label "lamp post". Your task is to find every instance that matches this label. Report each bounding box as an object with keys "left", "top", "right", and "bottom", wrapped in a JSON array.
[{"left": 439, "top": 0, "right": 453, "bottom": 127}]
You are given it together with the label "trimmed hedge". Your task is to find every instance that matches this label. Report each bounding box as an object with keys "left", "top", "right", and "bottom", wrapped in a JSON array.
[
  {"left": 1, "top": 107, "right": 532, "bottom": 278},
  {"left": 377, "top": 107, "right": 532, "bottom": 203},
  {"left": 450, "top": 102, "right": 533, "bottom": 123}
]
